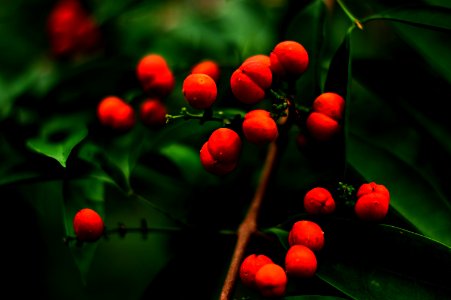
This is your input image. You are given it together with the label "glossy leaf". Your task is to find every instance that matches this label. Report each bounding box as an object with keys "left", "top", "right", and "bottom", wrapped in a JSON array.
[
  {"left": 316, "top": 220, "right": 451, "bottom": 300},
  {"left": 362, "top": 4, "right": 451, "bottom": 32},
  {"left": 347, "top": 134, "right": 451, "bottom": 247},
  {"left": 26, "top": 115, "right": 88, "bottom": 168}
]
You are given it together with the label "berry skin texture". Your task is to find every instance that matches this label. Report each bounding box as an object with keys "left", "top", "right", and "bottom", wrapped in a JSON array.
[
  {"left": 191, "top": 59, "right": 220, "bottom": 82},
  {"left": 254, "top": 263, "right": 287, "bottom": 298},
  {"left": 73, "top": 208, "right": 104, "bottom": 242},
  {"left": 182, "top": 73, "right": 217, "bottom": 109},
  {"left": 243, "top": 54, "right": 271, "bottom": 67},
  {"left": 230, "top": 60, "right": 272, "bottom": 105},
  {"left": 239, "top": 254, "right": 273, "bottom": 288},
  {"left": 306, "top": 92, "right": 345, "bottom": 142},
  {"left": 242, "top": 109, "right": 278, "bottom": 145},
  {"left": 200, "top": 142, "right": 238, "bottom": 176},
  {"left": 140, "top": 99, "right": 167, "bottom": 128},
  {"left": 288, "top": 220, "right": 325, "bottom": 251},
  {"left": 207, "top": 128, "right": 242, "bottom": 163},
  {"left": 304, "top": 187, "right": 336, "bottom": 215},
  {"left": 270, "top": 40, "right": 309, "bottom": 79},
  {"left": 355, "top": 182, "right": 390, "bottom": 221},
  {"left": 200, "top": 128, "right": 242, "bottom": 175},
  {"left": 312, "top": 92, "right": 345, "bottom": 121},
  {"left": 97, "top": 96, "right": 135, "bottom": 131},
  {"left": 136, "top": 54, "right": 175, "bottom": 98},
  {"left": 285, "top": 245, "right": 317, "bottom": 278}
]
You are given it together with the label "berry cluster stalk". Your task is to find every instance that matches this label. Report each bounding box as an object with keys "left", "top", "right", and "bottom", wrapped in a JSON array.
[{"left": 220, "top": 141, "right": 279, "bottom": 300}]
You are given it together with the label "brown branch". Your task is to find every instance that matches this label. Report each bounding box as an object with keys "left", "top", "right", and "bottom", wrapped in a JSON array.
[{"left": 220, "top": 141, "right": 279, "bottom": 300}]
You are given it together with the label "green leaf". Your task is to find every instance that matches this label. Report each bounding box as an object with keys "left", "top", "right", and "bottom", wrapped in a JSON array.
[
  {"left": 26, "top": 115, "right": 88, "bottom": 168},
  {"left": 263, "top": 226, "right": 290, "bottom": 250},
  {"left": 159, "top": 143, "right": 204, "bottom": 185},
  {"left": 77, "top": 142, "right": 131, "bottom": 193},
  {"left": 363, "top": 4, "right": 451, "bottom": 32},
  {"left": 317, "top": 220, "right": 451, "bottom": 299},
  {"left": 347, "top": 133, "right": 451, "bottom": 247},
  {"left": 323, "top": 31, "right": 352, "bottom": 98}
]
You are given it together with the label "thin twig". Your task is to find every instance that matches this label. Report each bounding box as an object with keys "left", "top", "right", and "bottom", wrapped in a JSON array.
[{"left": 220, "top": 141, "right": 279, "bottom": 300}]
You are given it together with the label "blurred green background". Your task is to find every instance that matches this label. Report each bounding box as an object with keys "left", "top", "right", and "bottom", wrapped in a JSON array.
[{"left": 1, "top": 0, "right": 451, "bottom": 299}]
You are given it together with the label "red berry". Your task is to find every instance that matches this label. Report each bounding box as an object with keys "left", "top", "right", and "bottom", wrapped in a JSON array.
[
  {"left": 270, "top": 40, "right": 309, "bottom": 79},
  {"left": 230, "top": 60, "right": 272, "bottom": 105},
  {"left": 97, "top": 96, "right": 135, "bottom": 131},
  {"left": 306, "top": 112, "right": 340, "bottom": 142},
  {"left": 136, "top": 54, "right": 175, "bottom": 98},
  {"left": 47, "top": 0, "right": 100, "bottom": 57},
  {"left": 306, "top": 92, "right": 345, "bottom": 142},
  {"left": 288, "top": 220, "right": 325, "bottom": 251},
  {"left": 140, "top": 98, "right": 167, "bottom": 128},
  {"left": 304, "top": 187, "right": 336, "bottom": 215},
  {"left": 191, "top": 59, "right": 220, "bottom": 82},
  {"left": 355, "top": 182, "right": 390, "bottom": 221},
  {"left": 207, "top": 128, "right": 242, "bottom": 163},
  {"left": 312, "top": 92, "right": 345, "bottom": 121},
  {"left": 243, "top": 54, "right": 271, "bottom": 67},
  {"left": 239, "top": 254, "right": 273, "bottom": 288},
  {"left": 182, "top": 73, "right": 217, "bottom": 109},
  {"left": 242, "top": 109, "right": 278, "bottom": 145},
  {"left": 254, "top": 263, "right": 287, "bottom": 298},
  {"left": 199, "top": 142, "right": 237, "bottom": 176},
  {"left": 285, "top": 245, "right": 317, "bottom": 278},
  {"left": 73, "top": 208, "right": 104, "bottom": 242}
]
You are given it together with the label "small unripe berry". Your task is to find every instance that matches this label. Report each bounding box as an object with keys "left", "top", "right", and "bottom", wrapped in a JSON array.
[
  {"left": 97, "top": 96, "right": 135, "bottom": 131},
  {"left": 270, "top": 40, "right": 309, "bottom": 79},
  {"left": 355, "top": 182, "right": 390, "bottom": 221},
  {"left": 191, "top": 59, "right": 220, "bottom": 82},
  {"left": 306, "top": 92, "right": 345, "bottom": 142},
  {"left": 304, "top": 187, "right": 336, "bottom": 215},
  {"left": 182, "top": 73, "right": 217, "bottom": 109},
  {"left": 285, "top": 245, "right": 317, "bottom": 278},
  {"left": 140, "top": 98, "right": 167, "bottom": 128},
  {"left": 242, "top": 109, "right": 278, "bottom": 145},
  {"left": 254, "top": 263, "right": 287, "bottom": 298},
  {"left": 207, "top": 128, "right": 242, "bottom": 163},
  {"left": 200, "top": 142, "right": 237, "bottom": 176},
  {"left": 230, "top": 60, "right": 272, "bottom": 105},
  {"left": 136, "top": 54, "right": 175, "bottom": 98},
  {"left": 73, "top": 208, "right": 104, "bottom": 242},
  {"left": 239, "top": 254, "right": 273, "bottom": 288},
  {"left": 288, "top": 220, "right": 325, "bottom": 251}
]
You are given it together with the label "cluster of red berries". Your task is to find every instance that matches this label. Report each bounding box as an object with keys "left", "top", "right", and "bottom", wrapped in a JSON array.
[
  {"left": 239, "top": 220, "right": 323, "bottom": 297},
  {"left": 304, "top": 182, "right": 390, "bottom": 221},
  {"left": 189, "top": 40, "right": 310, "bottom": 175},
  {"left": 239, "top": 182, "right": 390, "bottom": 297},
  {"left": 47, "top": 0, "right": 101, "bottom": 58}
]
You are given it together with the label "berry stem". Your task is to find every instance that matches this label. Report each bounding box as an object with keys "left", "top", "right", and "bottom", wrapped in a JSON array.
[
  {"left": 220, "top": 141, "right": 279, "bottom": 300},
  {"left": 165, "top": 107, "right": 233, "bottom": 125},
  {"left": 336, "top": 0, "right": 363, "bottom": 29}
]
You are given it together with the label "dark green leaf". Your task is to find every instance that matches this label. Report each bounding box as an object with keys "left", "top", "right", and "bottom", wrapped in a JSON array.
[
  {"left": 363, "top": 4, "right": 451, "bottom": 32},
  {"left": 348, "top": 134, "right": 451, "bottom": 247},
  {"left": 324, "top": 31, "right": 351, "bottom": 98},
  {"left": 26, "top": 114, "right": 88, "bottom": 168},
  {"left": 317, "top": 219, "right": 451, "bottom": 300}
]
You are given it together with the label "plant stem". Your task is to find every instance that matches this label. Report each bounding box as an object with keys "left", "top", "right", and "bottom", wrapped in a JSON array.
[
  {"left": 336, "top": 0, "right": 363, "bottom": 29},
  {"left": 220, "top": 141, "right": 279, "bottom": 300}
]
